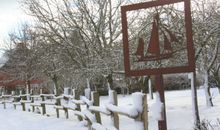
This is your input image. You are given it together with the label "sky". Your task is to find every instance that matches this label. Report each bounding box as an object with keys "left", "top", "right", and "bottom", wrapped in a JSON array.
[
  {"left": 0, "top": 0, "right": 31, "bottom": 55},
  {"left": 0, "top": 0, "right": 32, "bottom": 64}
]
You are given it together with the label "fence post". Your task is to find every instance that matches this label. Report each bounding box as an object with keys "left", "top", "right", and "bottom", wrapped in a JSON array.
[
  {"left": 13, "top": 94, "right": 18, "bottom": 109},
  {"left": 20, "top": 91, "right": 26, "bottom": 111},
  {"left": 64, "top": 96, "right": 69, "bottom": 119},
  {"left": 19, "top": 91, "right": 26, "bottom": 111},
  {"left": 3, "top": 97, "right": 6, "bottom": 109},
  {"left": 75, "top": 103, "right": 82, "bottom": 121},
  {"left": 30, "top": 89, "right": 33, "bottom": 95},
  {"left": 92, "top": 91, "right": 101, "bottom": 124},
  {"left": 31, "top": 96, "right": 35, "bottom": 112},
  {"left": 72, "top": 89, "right": 75, "bottom": 99},
  {"left": 56, "top": 98, "right": 61, "bottom": 118},
  {"left": 64, "top": 107, "right": 69, "bottom": 119},
  {"left": 142, "top": 94, "right": 148, "bottom": 130},
  {"left": 41, "top": 95, "right": 46, "bottom": 115},
  {"left": 109, "top": 90, "right": 119, "bottom": 130},
  {"left": 21, "top": 96, "right": 26, "bottom": 111},
  {"left": 13, "top": 103, "right": 16, "bottom": 109},
  {"left": 74, "top": 90, "right": 83, "bottom": 121},
  {"left": 135, "top": 94, "right": 148, "bottom": 130}
]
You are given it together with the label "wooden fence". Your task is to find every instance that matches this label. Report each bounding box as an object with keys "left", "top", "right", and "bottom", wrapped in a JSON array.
[{"left": 0, "top": 90, "right": 148, "bottom": 130}]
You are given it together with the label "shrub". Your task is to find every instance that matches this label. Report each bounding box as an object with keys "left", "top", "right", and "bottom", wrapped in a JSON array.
[{"left": 195, "top": 119, "right": 220, "bottom": 130}]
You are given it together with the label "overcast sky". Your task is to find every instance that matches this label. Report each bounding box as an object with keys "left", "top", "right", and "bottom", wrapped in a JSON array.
[{"left": 0, "top": 0, "right": 31, "bottom": 56}]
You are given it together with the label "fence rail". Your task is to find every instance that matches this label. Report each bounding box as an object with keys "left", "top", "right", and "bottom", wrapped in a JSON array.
[{"left": 0, "top": 90, "right": 148, "bottom": 130}]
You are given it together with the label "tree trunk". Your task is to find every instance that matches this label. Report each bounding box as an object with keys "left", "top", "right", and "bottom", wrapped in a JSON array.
[
  {"left": 213, "top": 71, "right": 220, "bottom": 94},
  {"left": 140, "top": 76, "right": 149, "bottom": 93},
  {"left": 26, "top": 80, "right": 31, "bottom": 101},
  {"left": 52, "top": 74, "right": 60, "bottom": 95},
  {"left": 106, "top": 73, "right": 114, "bottom": 90},
  {"left": 26, "top": 80, "right": 31, "bottom": 94},
  {"left": 204, "top": 71, "right": 213, "bottom": 107}
]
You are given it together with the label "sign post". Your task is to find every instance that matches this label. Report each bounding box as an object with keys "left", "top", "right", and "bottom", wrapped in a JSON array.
[
  {"left": 155, "top": 75, "right": 167, "bottom": 130},
  {"left": 188, "top": 72, "right": 201, "bottom": 128}
]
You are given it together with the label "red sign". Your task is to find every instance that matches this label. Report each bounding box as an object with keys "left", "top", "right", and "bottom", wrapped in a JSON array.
[{"left": 121, "top": 0, "right": 195, "bottom": 76}]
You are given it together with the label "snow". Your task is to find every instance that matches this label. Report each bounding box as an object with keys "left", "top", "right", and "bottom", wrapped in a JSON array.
[
  {"left": 54, "top": 105, "right": 64, "bottom": 109},
  {"left": 108, "top": 90, "right": 115, "bottom": 104},
  {"left": 82, "top": 110, "right": 97, "bottom": 123},
  {"left": 132, "top": 92, "right": 144, "bottom": 113},
  {"left": 20, "top": 94, "right": 30, "bottom": 97},
  {"left": 72, "top": 89, "right": 76, "bottom": 99},
  {"left": 85, "top": 78, "right": 91, "bottom": 99},
  {"left": 150, "top": 92, "right": 163, "bottom": 121},
  {"left": 92, "top": 123, "right": 107, "bottom": 130},
  {"left": 34, "top": 107, "right": 41, "bottom": 114},
  {"left": 84, "top": 88, "right": 91, "bottom": 99},
  {"left": 40, "top": 89, "right": 43, "bottom": 94},
  {"left": 64, "top": 88, "right": 69, "bottom": 95},
  {"left": 31, "top": 95, "right": 41, "bottom": 98},
  {"left": 0, "top": 109, "right": 87, "bottom": 130},
  {"left": 106, "top": 103, "right": 138, "bottom": 117},
  {"left": 54, "top": 95, "right": 63, "bottom": 99},
  {"left": 1, "top": 88, "right": 220, "bottom": 130},
  {"left": 107, "top": 82, "right": 111, "bottom": 90},
  {"left": 53, "top": 84, "right": 57, "bottom": 95},
  {"left": 89, "top": 106, "right": 111, "bottom": 115},
  {"left": 20, "top": 100, "right": 32, "bottom": 103},
  {"left": 62, "top": 94, "right": 74, "bottom": 99},
  {"left": 30, "top": 103, "right": 41, "bottom": 106},
  {"left": 12, "top": 102, "right": 21, "bottom": 105},
  {"left": 148, "top": 79, "right": 153, "bottom": 100},
  {"left": 86, "top": 78, "right": 90, "bottom": 88},
  {"left": 73, "top": 111, "right": 86, "bottom": 119},
  {"left": 71, "top": 99, "right": 85, "bottom": 105},
  {"left": 63, "top": 103, "right": 77, "bottom": 110},
  {"left": 40, "top": 94, "right": 55, "bottom": 97},
  {"left": 106, "top": 91, "right": 141, "bottom": 118},
  {"left": 40, "top": 101, "right": 56, "bottom": 105},
  {"left": 80, "top": 96, "right": 93, "bottom": 106},
  {"left": 2, "top": 95, "right": 12, "bottom": 97},
  {"left": 92, "top": 123, "right": 118, "bottom": 130}
]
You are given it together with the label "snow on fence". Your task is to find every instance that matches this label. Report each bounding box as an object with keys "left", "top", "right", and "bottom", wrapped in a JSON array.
[
  {"left": 0, "top": 93, "right": 14, "bottom": 109},
  {"left": 89, "top": 91, "right": 148, "bottom": 130},
  {"left": 30, "top": 93, "right": 55, "bottom": 115},
  {"left": 0, "top": 90, "right": 148, "bottom": 130}
]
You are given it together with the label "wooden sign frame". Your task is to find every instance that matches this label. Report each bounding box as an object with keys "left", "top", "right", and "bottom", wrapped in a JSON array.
[{"left": 121, "top": 0, "right": 195, "bottom": 76}]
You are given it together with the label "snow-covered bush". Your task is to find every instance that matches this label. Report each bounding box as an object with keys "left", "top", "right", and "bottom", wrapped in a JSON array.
[{"left": 195, "top": 119, "right": 220, "bottom": 130}]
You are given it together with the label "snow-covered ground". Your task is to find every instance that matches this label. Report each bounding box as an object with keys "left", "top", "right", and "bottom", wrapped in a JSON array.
[{"left": 0, "top": 88, "right": 220, "bottom": 130}]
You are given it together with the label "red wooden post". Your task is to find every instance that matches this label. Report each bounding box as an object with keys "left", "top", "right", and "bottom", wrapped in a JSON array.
[{"left": 155, "top": 75, "right": 167, "bottom": 130}]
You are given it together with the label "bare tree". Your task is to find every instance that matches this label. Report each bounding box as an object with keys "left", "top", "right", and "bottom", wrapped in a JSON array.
[
  {"left": 192, "top": 0, "right": 220, "bottom": 107},
  {"left": 2, "top": 24, "right": 42, "bottom": 93},
  {"left": 20, "top": 0, "right": 132, "bottom": 91}
]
